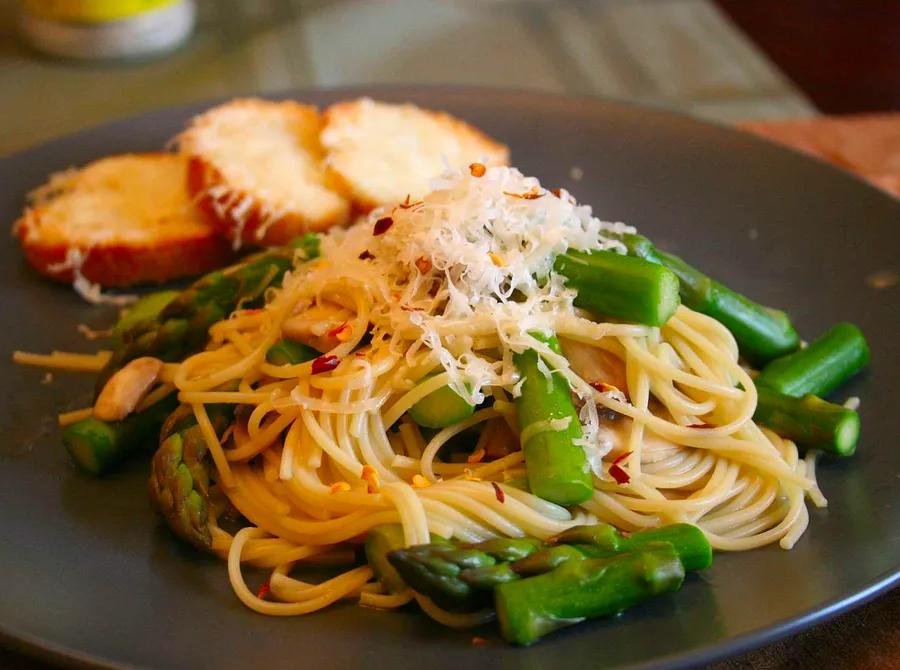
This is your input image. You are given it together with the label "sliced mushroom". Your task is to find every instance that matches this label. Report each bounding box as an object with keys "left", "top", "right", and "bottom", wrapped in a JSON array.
[
  {"left": 282, "top": 301, "right": 355, "bottom": 352},
  {"left": 560, "top": 338, "right": 629, "bottom": 396},
  {"left": 94, "top": 356, "right": 164, "bottom": 421}
]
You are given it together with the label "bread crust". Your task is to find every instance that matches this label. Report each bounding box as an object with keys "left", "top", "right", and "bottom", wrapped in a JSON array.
[
  {"left": 180, "top": 98, "right": 351, "bottom": 246},
  {"left": 15, "top": 153, "right": 232, "bottom": 287}
]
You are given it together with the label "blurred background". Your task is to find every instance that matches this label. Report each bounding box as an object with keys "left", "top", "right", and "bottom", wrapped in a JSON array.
[{"left": 1, "top": 0, "right": 897, "bottom": 156}]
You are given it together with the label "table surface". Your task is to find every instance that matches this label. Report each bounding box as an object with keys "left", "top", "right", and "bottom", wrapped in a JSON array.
[{"left": 0, "top": 1, "right": 896, "bottom": 668}]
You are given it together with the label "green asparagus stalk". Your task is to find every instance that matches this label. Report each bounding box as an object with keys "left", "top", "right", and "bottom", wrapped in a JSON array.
[
  {"left": 386, "top": 523, "right": 710, "bottom": 612},
  {"left": 513, "top": 333, "right": 593, "bottom": 506},
  {"left": 110, "top": 290, "right": 180, "bottom": 347},
  {"left": 755, "top": 323, "right": 869, "bottom": 398},
  {"left": 754, "top": 386, "right": 860, "bottom": 457},
  {"left": 288, "top": 232, "right": 321, "bottom": 260},
  {"left": 495, "top": 544, "right": 685, "bottom": 645},
  {"left": 408, "top": 378, "right": 475, "bottom": 429},
  {"left": 619, "top": 234, "right": 800, "bottom": 366},
  {"left": 365, "top": 524, "right": 450, "bottom": 593},
  {"left": 96, "top": 246, "right": 304, "bottom": 393},
  {"left": 547, "top": 522, "right": 712, "bottom": 571},
  {"left": 148, "top": 399, "right": 237, "bottom": 550},
  {"left": 554, "top": 249, "right": 680, "bottom": 327},
  {"left": 62, "top": 393, "right": 179, "bottom": 476},
  {"left": 266, "top": 339, "right": 320, "bottom": 366}
]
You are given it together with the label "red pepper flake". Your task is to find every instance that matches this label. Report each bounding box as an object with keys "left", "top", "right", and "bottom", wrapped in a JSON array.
[
  {"left": 503, "top": 187, "right": 544, "bottom": 200},
  {"left": 256, "top": 579, "right": 271, "bottom": 599},
  {"left": 469, "top": 162, "right": 486, "bottom": 177},
  {"left": 550, "top": 188, "right": 562, "bottom": 198},
  {"left": 609, "top": 451, "right": 632, "bottom": 485},
  {"left": 491, "top": 481, "right": 506, "bottom": 503},
  {"left": 398, "top": 195, "right": 423, "bottom": 210},
  {"left": 358, "top": 250, "right": 374, "bottom": 260},
  {"left": 414, "top": 257, "right": 432, "bottom": 274},
  {"left": 361, "top": 465, "right": 381, "bottom": 494},
  {"left": 311, "top": 355, "right": 340, "bottom": 375},
  {"left": 327, "top": 322, "right": 352, "bottom": 342},
  {"left": 467, "top": 448, "right": 485, "bottom": 464},
  {"left": 471, "top": 636, "right": 488, "bottom": 647},
  {"left": 373, "top": 216, "right": 393, "bottom": 235},
  {"left": 689, "top": 422, "right": 714, "bottom": 429},
  {"left": 590, "top": 381, "right": 621, "bottom": 395}
]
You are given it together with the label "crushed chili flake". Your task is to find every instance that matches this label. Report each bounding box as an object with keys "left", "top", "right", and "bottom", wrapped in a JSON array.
[
  {"left": 471, "top": 636, "right": 488, "bottom": 647},
  {"left": 469, "top": 162, "right": 486, "bottom": 177},
  {"left": 330, "top": 481, "right": 351, "bottom": 494},
  {"left": 503, "top": 187, "right": 544, "bottom": 200},
  {"left": 689, "top": 421, "right": 714, "bottom": 429},
  {"left": 609, "top": 450, "right": 632, "bottom": 485},
  {"left": 327, "top": 322, "right": 352, "bottom": 342},
  {"left": 550, "top": 188, "right": 562, "bottom": 198},
  {"left": 412, "top": 474, "right": 431, "bottom": 488},
  {"left": 361, "top": 465, "right": 381, "bottom": 493},
  {"left": 467, "top": 448, "right": 486, "bottom": 464},
  {"left": 373, "top": 216, "right": 394, "bottom": 235},
  {"left": 590, "top": 381, "right": 621, "bottom": 395},
  {"left": 358, "top": 250, "right": 374, "bottom": 260},
  {"left": 491, "top": 481, "right": 506, "bottom": 503},
  {"left": 398, "top": 195, "right": 423, "bottom": 210},
  {"left": 311, "top": 355, "right": 340, "bottom": 375},
  {"left": 415, "top": 257, "right": 432, "bottom": 274},
  {"left": 488, "top": 252, "right": 505, "bottom": 267},
  {"left": 256, "top": 579, "right": 271, "bottom": 599}
]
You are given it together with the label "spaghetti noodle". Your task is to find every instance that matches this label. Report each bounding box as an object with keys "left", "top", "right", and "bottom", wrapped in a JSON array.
[{"left": 159, "top": 166, "right": 823, "bottom": 617}]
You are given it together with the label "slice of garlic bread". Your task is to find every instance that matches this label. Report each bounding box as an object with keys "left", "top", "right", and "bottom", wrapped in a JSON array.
[
  {"left": 15, "top": 153, "right": 232, "bottom": 288},
  {"left": 180, "top": 98, "right": 351, "bottom": 246},
  {"left": 321, "top": 98, "right": 510, "bottom": 210}
]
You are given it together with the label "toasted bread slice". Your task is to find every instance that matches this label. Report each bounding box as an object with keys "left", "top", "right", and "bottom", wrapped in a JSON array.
[
  {"left": 15, "top": 153, "right": 232, "bottom": 288},
  {"left": 321, "top": 98, "right": 510, "bottom": 210},
  {"left": 180, "top": 98, "right": 351, "bottom": 246}
]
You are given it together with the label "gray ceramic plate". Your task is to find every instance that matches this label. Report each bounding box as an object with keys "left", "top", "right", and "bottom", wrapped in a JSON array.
[{"left": 1, "top": 87, "right": 898, "bottom": 670}]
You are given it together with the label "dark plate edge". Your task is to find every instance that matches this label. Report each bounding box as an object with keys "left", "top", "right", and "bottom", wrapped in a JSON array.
[
  {"left": 1, "top": 83, "right": 897, "bottom": 210},
  {"left": 1, "top": 84, "right": 898, "bottom": 670}
]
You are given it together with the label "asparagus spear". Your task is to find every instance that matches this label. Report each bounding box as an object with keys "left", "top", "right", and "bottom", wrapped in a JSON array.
[
  {"left": 495, "top": 544, "right": 685, "bottom": 645},
  {"left": 514, "top": 333, "right": 593, "bottom": 506},
  {"left": 755, "top": 322, "right": 869, "bottom": 398},
  {"left": 548, "top": 522, "right": 712, "bottom": 571},
  {"left": 365, "top": 524, "right": 451, "bottom": 593},
  {"left": 387, "top": 523, "right": 709, "bottom": 612},
  {"left": 554, "top": 249, "right": 680, "bottom": 327},
  {"left": 754, "top": 386, "right": 860, "bottom": 457},
  {"left": 96, "top": 247, "right": 301, "bottom": 393},
  {"left": 619, "top": 234, "right": 800, "bottom": 366},
  {"left": 408, "top": 378, "right": 475, "bottom": 429},
  {"left": 266, "top": 339, "right": 320, "bottom": 366},
  {"left": 148, "top": 400, "right": 237, "bottom": 550},
  {"left": 62, "top": 393, "right": 179, "bottom": 476},
  {"left": 288, "top": 232, "right": 321, "bottom": 260},
  {"left": 111, "top": 290, "right": 180, "bottom": 347}
]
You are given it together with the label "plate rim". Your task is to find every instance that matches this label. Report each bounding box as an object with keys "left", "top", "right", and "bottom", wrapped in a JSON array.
[{"left": 2, "top": 84, "right": 898, "bottom": 670}]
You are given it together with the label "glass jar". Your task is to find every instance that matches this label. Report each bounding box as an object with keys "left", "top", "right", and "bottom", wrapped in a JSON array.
[{"left": 18, "top": 0, "right": 197, "bottom": 60}]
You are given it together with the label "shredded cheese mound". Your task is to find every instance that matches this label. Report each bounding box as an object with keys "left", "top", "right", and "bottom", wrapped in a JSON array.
[{"left": 282, "top": 166, "right": 637, "bottom": 455}]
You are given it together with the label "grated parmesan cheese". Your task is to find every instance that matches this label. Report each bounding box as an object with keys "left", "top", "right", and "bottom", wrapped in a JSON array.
[
  {"left": 47, "top": 248, "right": 136, "bottom": 306},
  {"left": 283, "top": 166, "right": 637, "bottom": 458}
]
